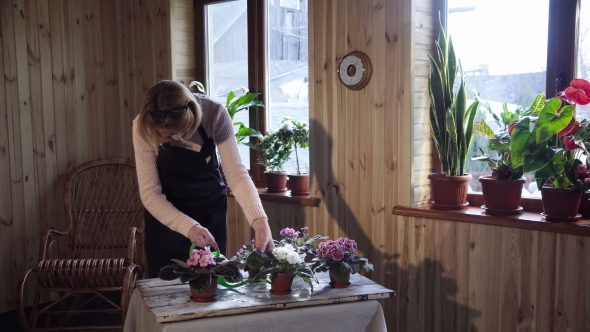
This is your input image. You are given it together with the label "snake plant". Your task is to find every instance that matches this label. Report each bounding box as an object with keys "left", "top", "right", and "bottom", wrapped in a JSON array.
[{"left": 428, "top": 23, "right": 479, "bottom": 176}]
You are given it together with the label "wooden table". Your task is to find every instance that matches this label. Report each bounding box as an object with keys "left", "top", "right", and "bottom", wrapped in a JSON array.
[{"left": 123, "top": 272, "right": 395, "bottom": 332}]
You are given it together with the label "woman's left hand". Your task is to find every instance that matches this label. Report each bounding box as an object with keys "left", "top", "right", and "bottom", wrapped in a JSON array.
[{"left": 252, "top": 218, "right": 274, "bottom": 251}]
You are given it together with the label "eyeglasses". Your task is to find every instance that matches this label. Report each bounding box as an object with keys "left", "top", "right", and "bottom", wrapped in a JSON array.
[{"left": 149, "top": 104, "right": 188, "bottom": 123}]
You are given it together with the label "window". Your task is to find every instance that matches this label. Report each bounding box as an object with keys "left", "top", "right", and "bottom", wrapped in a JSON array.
[
  {"left": 197, "top": 0, "right": 310, "bottom": 185},
  {"left": 445, "top": 0, "right": 587, "bottom": 197}
]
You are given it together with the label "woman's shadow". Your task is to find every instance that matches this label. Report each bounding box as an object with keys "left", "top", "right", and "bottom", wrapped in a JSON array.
[{"left": 286, "top": 120, "right": 480, "bottom": 331}]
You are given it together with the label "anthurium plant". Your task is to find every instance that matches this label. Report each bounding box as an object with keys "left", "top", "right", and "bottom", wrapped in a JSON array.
[
  {"left": 158, "top": 246, "right": 243, "bottom": 293},
  {"left": 510, "top": 78, "right": 590, "bottom": 189},
  {"left": 429, "top": 22, "right": 480, "bottom": 176}
]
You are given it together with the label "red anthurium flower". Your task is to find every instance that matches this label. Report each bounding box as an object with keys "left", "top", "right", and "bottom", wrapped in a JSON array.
[
  {"left": 564, "top": 135, "right": 579, "bottom": 151},
  {"left": 508, "top": 121, "right": 517, "bottom": 136},
  {"left": 558, "top": 117, "right": 577, "bottom": 136},
  {"left": 564, "top": 79, "right": 590, "bottom": 105}
]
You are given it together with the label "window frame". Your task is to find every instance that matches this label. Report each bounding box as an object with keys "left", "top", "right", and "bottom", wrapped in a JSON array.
[
  {"left": 435, "top": 0, "right": 582, "bottom": 208},
  {"left": 195, "top": 0, "right": 268, "bottom": 187}
]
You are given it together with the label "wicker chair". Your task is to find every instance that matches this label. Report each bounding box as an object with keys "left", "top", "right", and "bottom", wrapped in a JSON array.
[{"left": 17, "top": 158, "right": 146, "bottom": 331}]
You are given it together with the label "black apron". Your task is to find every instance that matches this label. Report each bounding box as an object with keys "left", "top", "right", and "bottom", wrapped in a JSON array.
[{"left": 145, "top": 125, "right": 227, "bottom": 278}]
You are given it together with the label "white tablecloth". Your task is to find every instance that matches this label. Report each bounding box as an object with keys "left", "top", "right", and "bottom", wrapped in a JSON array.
[{"left": 123, "top": 288, "right": 387, "bottom": 332}]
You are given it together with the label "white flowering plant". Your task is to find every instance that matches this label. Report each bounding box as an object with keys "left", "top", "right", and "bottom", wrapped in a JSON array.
[
  {"left": 255, "top": 118, "right": 295, "bottom": 172},
  {"left": 246, "top": 242, "right": 317, "bottom": 292},
  {"left": 158, "top": 246, "right": 243, "bottom": 293},
  {"left": 275, "top": 226, "right": 327, "bottom": 256},
  {"left": 244, "top": 227, "right": 326, "bottom": 292}
]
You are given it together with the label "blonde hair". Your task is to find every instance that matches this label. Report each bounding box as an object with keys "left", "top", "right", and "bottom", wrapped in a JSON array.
[{"left": 137, "top": 80, "right": 202, "bottom": 150}]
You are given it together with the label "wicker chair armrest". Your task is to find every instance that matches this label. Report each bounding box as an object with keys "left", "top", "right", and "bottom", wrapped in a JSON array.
[
  {"left": 126, "top": 227, "right": 141, "bottom": 263},
  {"left": 17, "top": 269, "right": 35, "bottom": 331},
  {"left": 39, "top": 229, "right": 69, "bottom": 261}
]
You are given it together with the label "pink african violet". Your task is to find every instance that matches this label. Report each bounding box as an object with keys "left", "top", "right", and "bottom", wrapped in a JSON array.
[
  {"left": 187, "top": 246, "right": 216, "bottom": 268},
  {"left": 280, "top": 227, "right": 300, "bottom": 239},
  {"left": 317, "top": 240, "right": 345, "bottom": 261}
]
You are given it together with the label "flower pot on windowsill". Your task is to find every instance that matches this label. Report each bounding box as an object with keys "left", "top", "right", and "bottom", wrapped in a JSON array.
[
  {"left": 540, "top": 186, "right": 583, "bottom": 222},
  {"left": 264, "top": 171, "right": 288, "bottom": 193},
  {"left": 288, "top": 173, "right": 310, "bottom": 196},
  {"left": 479, "top": 176, "right": 525, "bottom": 215},
  {"left": 428, "top": 173, "right": 472, "bottom": 210},
  {"left": 189, "top": 276, "right": 218, "bottom": 302}
]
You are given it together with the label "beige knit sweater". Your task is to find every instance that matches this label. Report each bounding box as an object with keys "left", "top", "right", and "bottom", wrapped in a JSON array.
[{"left": 132, "top": 93, "right": 267, "bottom": 237}]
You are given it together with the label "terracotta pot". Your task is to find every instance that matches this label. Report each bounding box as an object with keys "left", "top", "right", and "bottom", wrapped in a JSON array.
[
  {"left": 479, "top": 176, "right": 525, "bottom": 215},
  {"left": 189, "top": 276, "right": 218, "bottom": 302},
  {"left": 264, "top": 171, "right": 288, "bottom": 193},
  {"left": 288, "top": 173, "right": 310, "bottom": 196},
  {"left": 247, "top": 268, "right": 267, "bottom": 281},
  {"left": 540, "top": 186, "right": 583, "bottom": 222},
  {"left": 329, "top": 270, "right": 351, "bottom": 288},
  {"left": 428, "top": 173, "right": 472, "bottom": 210},
  {"left": 270, "top": 272, "right": 294, "bottom": 295}
]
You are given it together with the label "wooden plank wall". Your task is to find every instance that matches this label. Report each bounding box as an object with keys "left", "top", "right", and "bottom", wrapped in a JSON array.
[
  {"left": 0, "top": 0, "right": 174, "bottom": 312},
  {"left": 172, "top": 0, "right": 196, "bottom": 86},
  {"left": 414, "top": 0, "right": 433, "bottom": 205}
]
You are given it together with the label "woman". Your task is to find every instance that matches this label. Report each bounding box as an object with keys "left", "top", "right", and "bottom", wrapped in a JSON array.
[{"left": 133, "top": 80, "right": 274, "bottom": 278}]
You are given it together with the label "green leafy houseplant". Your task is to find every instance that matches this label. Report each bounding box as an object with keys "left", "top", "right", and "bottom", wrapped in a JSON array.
[
  {"left": 428, "top": 24, "right": 480, "bottom": 177},
  {"left": 158, "top": 246, "right": 243, "bottom": 293},
  {"left": 472, "top": 100, "right": 526, "bottom": 180},
  {"left": 510, "top": 92, "right": 576, "bottom": 189},
  {"left": 290, "top": 119, "right": 309, "bottom": 175},
  {"left": 255, "top": 119, "right": 295, "bottom": 172},
  {"left": 189, "top": 81, "right": 263, "bottom": 147}
]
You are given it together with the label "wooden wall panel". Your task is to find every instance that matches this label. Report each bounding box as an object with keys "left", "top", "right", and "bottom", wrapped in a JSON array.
[
  {"left": 172, "top": 0, "right": 195, "bottom": 86},
  {"left": 0, "top": 0, "right": 173, "bottom": 312}
]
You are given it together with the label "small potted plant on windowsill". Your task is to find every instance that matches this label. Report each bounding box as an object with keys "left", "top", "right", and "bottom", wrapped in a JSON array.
[
  {"left": 286, "top": 118, "right": 310, "bottom": 195},
  {"left": 428, "top": 22, "right": 481, "bottom": 210},
  {"left": 254, "top": 119, "right": 295, "bottom": 193},
  {"left": 471, "top": 99, "right": 529, "bottom": 215},
  {"left": 510, "top": 78, "right": 588, "bottom": 222}
]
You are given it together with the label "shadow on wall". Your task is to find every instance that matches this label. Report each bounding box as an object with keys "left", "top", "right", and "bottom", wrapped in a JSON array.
[{"left": 287, "top": 120, "right": 481, "bottom": 331}]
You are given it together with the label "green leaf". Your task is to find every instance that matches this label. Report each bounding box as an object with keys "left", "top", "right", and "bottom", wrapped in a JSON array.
[
  {"left": 171, "top": 259, "right": 188, "bottom": 268},
  {"left": 179, "top": 271, "right": 200, "bottom": 283},
  {"left": 158, "top": 265, "right": 181, "bottom": 281},
  {"left": 474, "top": 120, "right": 495, "bottom": 139},
  {"left": 510, "top": 117, "right": 532, "bottom": 168},
  {"left": 523, "top": 146, "right": 562, "bottom": 174},
  {"left": 527, "top": 93, "right": 546, "bottom": 115},
  {"left": 246, "top": 251, "right": 264, "bottom": 269},
  {"left": 189, "top": 275, "right": 212, "bottom": 293},
  {"left": 534, "top": 98, "right": 574, "bottom": 144}
]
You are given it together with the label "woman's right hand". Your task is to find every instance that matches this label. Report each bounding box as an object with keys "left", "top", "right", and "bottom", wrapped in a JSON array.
[{"left": 188, "top": 224, "right": 218, "bottom": 249}]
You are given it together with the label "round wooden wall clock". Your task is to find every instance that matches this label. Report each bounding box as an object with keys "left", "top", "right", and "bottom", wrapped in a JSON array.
[{"left": 337, "top": 51, "right": 373, "bottom": 91}]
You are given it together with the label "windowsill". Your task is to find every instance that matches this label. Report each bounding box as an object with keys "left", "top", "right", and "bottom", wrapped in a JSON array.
[
  {"left": 229, "top": 188, "right": 321, "bottom": 207},
  {"left": 392, "top": 202, "right": 590, "bottom": 237}
]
